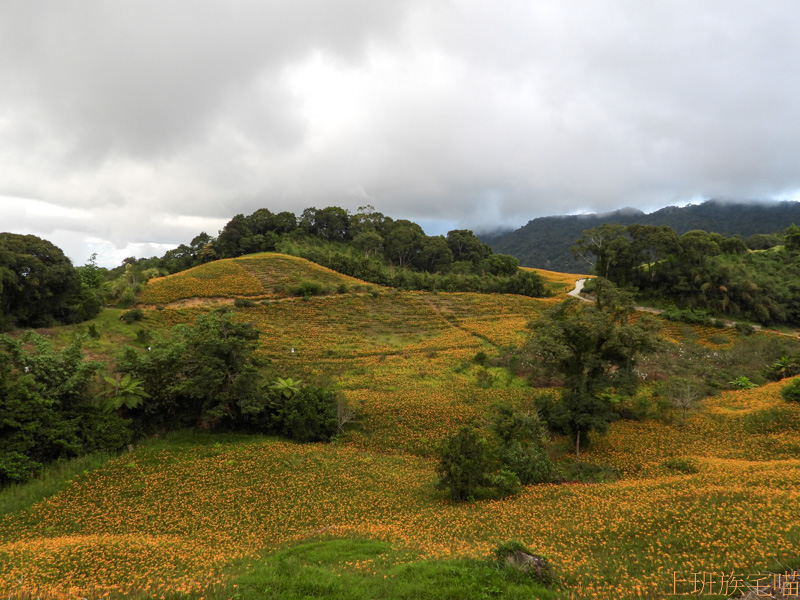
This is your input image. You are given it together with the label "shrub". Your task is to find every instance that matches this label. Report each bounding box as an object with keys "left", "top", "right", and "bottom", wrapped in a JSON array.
[
  {"left": 476, "top": 367, "right": 494, "bottom": 389},
  {"left": 117, "top": 288, "right": 137, "bottom": 309},
  {"left": 0, "top": 451, "right": 42, "bottom": 485},
  {"left": 473, "top": 350, "right": 488, "bottom": 366},
  {"left": 290, "top": 281, "right": 325, "bottom": 298},
  {"left": 134, "top": 329, "right": 151, "bottom": 345},
  {"left": 500, "top": 441, "right": 554, "bottom": 485},
  {"left": 663, "top": 457, "right": 699, "bottom": 474},
  {"left": 436, "top": 426, "right": 494, "bottom": 501},
  {"left": 120, "top": 308, "right": 144, "bottom": 324},
  {"left": 728, "top": 376, "right": 757, "bottom": 390},
  {"left": 268, "top": 386, "right": 339, "bottom": 443},
  {"left": 233, "top": 297, "right": 256, "bottom": 308},
  {"left": 490, "top": 468, "right": 521, "bottom": 498},
  {"left": 780, "top": 378, "right": 800, "bottom": 403},
  {"left": 0, "top": 332, "right": 132, "bottom": 485}
]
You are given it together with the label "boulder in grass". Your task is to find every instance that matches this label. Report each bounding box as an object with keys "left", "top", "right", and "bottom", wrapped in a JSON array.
[{"left": 493, "top": 540, "right": 555, "bottom": 586}]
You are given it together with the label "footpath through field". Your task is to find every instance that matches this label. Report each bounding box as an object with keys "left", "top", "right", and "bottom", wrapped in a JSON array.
[{"left": 568, "top": 277, "right": 800, "bottom": 338}]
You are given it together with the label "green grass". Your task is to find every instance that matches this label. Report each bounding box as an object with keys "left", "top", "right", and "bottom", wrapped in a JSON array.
[
  {"left": 207, "top": 538, "right": 557, "bottom": 600},
  {"left": 6, "top": 267, "right": 800, "bottom": 599},
  {"left": 0, "top": 451, "right": 117, "bottom": 516},
  {"left": 44, "top": 307, "right": 148, "bottom": 357}
]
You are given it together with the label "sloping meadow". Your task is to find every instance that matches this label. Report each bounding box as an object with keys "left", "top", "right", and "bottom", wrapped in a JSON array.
[{"left": 2, "top": 256, "right": 799, "bottom": 599}]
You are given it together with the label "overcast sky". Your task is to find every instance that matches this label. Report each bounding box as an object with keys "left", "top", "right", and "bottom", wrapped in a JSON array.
[{"left": 2, "top": 1, "right": 800, "bottom": 267}]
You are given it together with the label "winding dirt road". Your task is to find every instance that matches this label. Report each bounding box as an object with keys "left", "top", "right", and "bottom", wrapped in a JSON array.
[{"left": 566, "top": 278, "right": 800, "bottom": 338}]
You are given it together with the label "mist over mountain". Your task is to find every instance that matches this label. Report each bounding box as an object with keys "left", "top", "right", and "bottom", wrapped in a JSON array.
[{"left": 482, "top": 200, "right": 800, "bottom": 273}]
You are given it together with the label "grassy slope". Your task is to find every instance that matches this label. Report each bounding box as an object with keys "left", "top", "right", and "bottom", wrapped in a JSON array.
[
  {"left": 139, "top": 253, "right": 372, "bottom": 304},
  {"left": 1, "top": 254, "right": 799, "bottom": 600}
]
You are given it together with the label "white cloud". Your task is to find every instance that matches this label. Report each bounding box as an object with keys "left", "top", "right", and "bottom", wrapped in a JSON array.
[{"left": 1, "top": 0, "right": 800, "bottom": 266}]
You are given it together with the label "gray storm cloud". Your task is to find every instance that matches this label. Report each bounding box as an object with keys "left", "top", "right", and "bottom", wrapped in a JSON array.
[{"left": 1, "top": 0, "right": 800, "bottom": 266}]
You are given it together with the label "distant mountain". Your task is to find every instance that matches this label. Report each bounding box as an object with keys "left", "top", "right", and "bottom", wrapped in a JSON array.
[{"left": 483, "top": 199, "right": 800, "bottom": 273}]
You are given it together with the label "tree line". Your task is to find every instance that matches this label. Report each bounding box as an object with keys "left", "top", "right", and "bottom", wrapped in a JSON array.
[
  {"left": 571, "top": 223, "right": 800, "bottom": 325},
  {"left": 0, "top": 308, "right": 346, "bottom": 486},
  {"left": 121, "top": 205, "right": 548, "bottom": 299},
  {"left": 487, "top": 199, "right": 800, "bottom": 273}
]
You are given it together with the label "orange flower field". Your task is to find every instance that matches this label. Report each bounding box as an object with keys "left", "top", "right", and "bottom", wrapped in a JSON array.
[
  {"left": 1, "top": 254, "right": 798, "bottom": 599},
  {"left": 139, "top": 253, "right": 370, "bottom": 305}
]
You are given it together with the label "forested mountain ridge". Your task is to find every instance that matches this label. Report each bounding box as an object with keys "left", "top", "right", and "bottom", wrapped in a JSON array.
[{"left": 485, "top": 199, "right": 800, "bottom": 272}]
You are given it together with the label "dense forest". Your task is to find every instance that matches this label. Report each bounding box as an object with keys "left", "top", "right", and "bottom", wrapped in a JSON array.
[
  {"left": 485, "top": 199, "right": 800, "bottom": 272},
  {"left": 573, "top": 223, "right": 800, "bottom": 325},
  {"left": 0, "top": 233, "right": 106, "bottom": 330}
]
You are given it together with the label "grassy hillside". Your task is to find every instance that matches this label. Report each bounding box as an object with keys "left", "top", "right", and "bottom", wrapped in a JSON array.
[
  {"left": 139, "top": 253, "right": 371, "bottom": 305},
  {"left": 2, "top": 256, "right": 799, "bottom": 599}
]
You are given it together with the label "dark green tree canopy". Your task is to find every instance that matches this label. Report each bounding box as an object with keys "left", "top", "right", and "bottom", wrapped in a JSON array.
[
  {"left": 0, "top": 233, "right": 99, "bottom": 329},
  {"left": 116, "top": 205, "right": 550, "bottom": 299},
  {"left": 526, "top": 297, "right": 661, "bottom": 464},
  {"left": 571, "top": 223, "right": 800, "bottom": 325},
  {"left": 436, "top": 426, "right": 495, "bottom": 501},
  {"left": 0, "top": 332, "right": 131, "bottom": 485},
  {"left": 446, "top": 229, "right": 491, "bottom": 265},
  {"left": 118, "top": 308, "right": 266, "bottom": 430},
  {"left": 384, "top": 220, "right": 426, "bottom": 267}
]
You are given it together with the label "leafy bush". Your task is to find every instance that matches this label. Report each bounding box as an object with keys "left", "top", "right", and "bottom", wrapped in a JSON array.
[
  {"left": 234, "top": 297, "right": 257, "bottom": 308},
  {"left": 475, "top": 367, "right": 494, "bottom": 388},
  {"left": 436, "top": 427, "right": 494, "bottom": 501},
  {"left": 780, "top": 378, "right": 800, "bottom": 403},
  {"left": 0, "top": 332, "right": 132, "bottom": 485},
  {"left": 472, "top": 350, "right": 488, "bottom": 366},
  {"left": 120, "top": 308, "right": 144, "bottom": 324},
  {"left": 500, "top": 441, "right": 554, "bottom": 485},
  {"left": 663, "top": 457, "right": 699, "bottom": 474},
  {"left": 268, "top": 386, "right": 339, "bottom": 442},
  {"left": 663, "top": 308, "right": 714, "bottom": 326},
  {"left": 728, "top": 376, "right": 757, "bottom": 390},
  {"left": 118, "top": 308, "right": 265, "bottom": 432},
  {"left": 437, "top": 406, "right": 555, "bottom": 502},
  {"left": 490, "top": 468, "right": 521, "bottom": 498},
  {"left": 117, "top": 288, "right": 137, "bottom": 308},
  {"left": 289, "top": 280, "right": 326, "bottom": 297},
  {"left": 135, "top": 329, "right": 151, "bottom": 344}
]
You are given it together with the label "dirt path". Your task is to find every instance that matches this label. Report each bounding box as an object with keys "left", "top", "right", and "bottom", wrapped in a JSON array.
[
  {"left": 567, "top": 278, "right": 592, "bottom": 302},
  {"left": 568, "top": 278, "right": 800, "bottom": 338}
]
